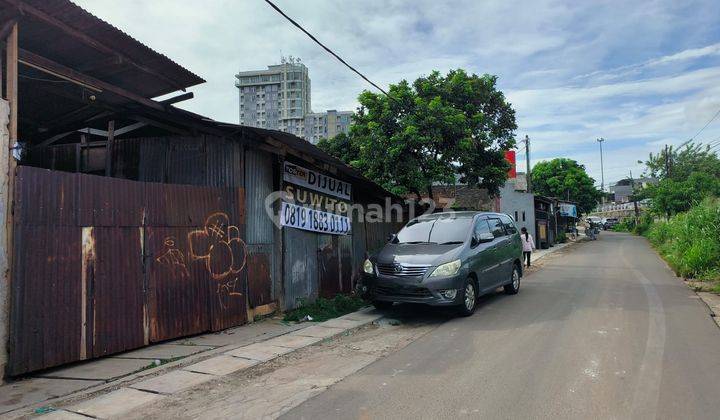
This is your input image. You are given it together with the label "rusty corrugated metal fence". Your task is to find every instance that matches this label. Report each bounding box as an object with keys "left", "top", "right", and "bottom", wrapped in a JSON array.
[{"left": 8, "top": 166, "right": 253, "bottom": 375}]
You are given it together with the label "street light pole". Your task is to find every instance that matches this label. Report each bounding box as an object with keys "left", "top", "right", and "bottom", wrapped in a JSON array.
[{"left": 596, "top": 137, "right": 605, "bottom": 194}]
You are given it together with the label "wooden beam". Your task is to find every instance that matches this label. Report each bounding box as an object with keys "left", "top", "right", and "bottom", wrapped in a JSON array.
[
  {"left": 6, "top": 23, "right": 17, "bottom": 138},
  {"left": 0, "top": 23, "right": 16, "bottom": 379},
  {"left": 5, "top": 0, "right": 188, "bottom": 92},
  {"left": 0, "top": 18, "right": 16, "bottom": 42},
  {"left": 160, "top": 92, "right": 193, "bottom": 105},
  {"left": 18, "top": 48, "right": 165, "bottom": 111},
  {"left": 35, "top": 121, "right": 147, "bottom": 150},
  {"left": 104, "top": 120, "right": 114, "bottom": 176}
]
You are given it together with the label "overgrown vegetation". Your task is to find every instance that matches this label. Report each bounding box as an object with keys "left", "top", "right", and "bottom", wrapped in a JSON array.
[
  {"left": 628, "top": 142, "right": 720, "bottom": 293},
  {"left": 645, "top": 198, "right": 720, "bottom": 281},
  {"left": 284, "top": 294, "right": 368, "bottom": 322}
]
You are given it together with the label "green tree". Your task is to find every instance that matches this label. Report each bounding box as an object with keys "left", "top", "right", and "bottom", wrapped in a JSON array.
[
  {"left": 645, "top": 172, "right": 720, "bottom": 217},
  {"left": 530, "top": 158, "right": 602, "bottom": 215},
  {"left": 316, "top": 133, "right": 359, "bottom": 166},
  {"left": 317, "top": 69, "right": 517, "bottom": 199},
  {"left": 639, "top": 142, "right": 720, "bottom": 217},
  {"left": 642, "top": 142, "right": 720, "bottom": 181}
]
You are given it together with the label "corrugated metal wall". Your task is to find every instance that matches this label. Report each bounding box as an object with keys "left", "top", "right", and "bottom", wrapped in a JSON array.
[
  {"left": 244, "top": 149, "right": 275, "bottom": 307},
  {"left": 8, "top": 166, "right": 248, "bottom": 375},
  {"left": 283, "top": 227, "right": 318, "bottom": 310},
  {"left": 245, "top": 149, "right": 274, "bottom": 244}
]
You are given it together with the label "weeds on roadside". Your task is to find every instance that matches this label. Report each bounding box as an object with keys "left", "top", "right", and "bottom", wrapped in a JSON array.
[
  {"left": 645, "top": 198, "right": 720, "bottom": 288},
  {"left": 284, "top": 294, "right": 368, "bottom": 322}
]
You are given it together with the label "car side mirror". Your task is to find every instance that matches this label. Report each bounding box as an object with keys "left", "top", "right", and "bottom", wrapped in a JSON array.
[{"left": 387, "top": 233, "right": 397, "bottom": 243}]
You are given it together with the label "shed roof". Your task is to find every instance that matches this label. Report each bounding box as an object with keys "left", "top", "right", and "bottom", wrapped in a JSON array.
[{"left": 9, "top": 0, "right": 204, "bottom": 98}]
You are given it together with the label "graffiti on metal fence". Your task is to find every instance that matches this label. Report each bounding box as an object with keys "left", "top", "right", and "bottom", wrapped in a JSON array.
[
  {"left": 155, "top": 212, "right": 247, "bottom": 310},
  {"left": 155, "top": 236, "right": 190, "bottom": 279}
]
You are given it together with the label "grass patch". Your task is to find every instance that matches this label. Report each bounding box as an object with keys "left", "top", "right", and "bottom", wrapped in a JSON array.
[
  {"left": 641, "top": 198, "right": 720, "bottom": 290},
  {"left": 284, "top": 294, "right": 368, "bottom": 322}
]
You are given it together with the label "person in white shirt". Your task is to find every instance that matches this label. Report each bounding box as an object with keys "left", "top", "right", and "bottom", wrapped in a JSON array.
[{"left": 520, "top": 227, "right": 535, "bottom": 267}]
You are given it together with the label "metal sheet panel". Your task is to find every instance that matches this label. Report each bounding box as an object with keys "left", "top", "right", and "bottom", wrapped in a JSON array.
[
  {"left": 8, "top": 166, "right": 249, "bottom": 375},
  {"left": 318, "top": 235, "right": 340, "bottom": 298},
  {"left": 8, "top": 225, "right": 82, "bottom": 376},
  {"left": 146, "top": 227, "right": 210, "bottom": 342},
  {"left": 77, "top": 175, "right": 145, "bottom": 227},
  {"left": 247, "top": 248, "right": 273, "bottom": 308},
  {"left": 283, "top": 227, "right": 317, "bottom": 310},
  {"left": 351, "top": 218, "right": 367, "bottom": 290},
  {"left": 205, "top": 136, "right": 243, "bottom": 188},
  {"left": 339, "top": 234, "right": 353, "bottom": 293},
  {"left": 14, "top": 165, "right": 76, "bottom": 226},
  {"left": 245, "top": 149, "right": 274, "bottom": 245},
  {"left": 89, "top": 227, "right": 146, "bottom": 357}
]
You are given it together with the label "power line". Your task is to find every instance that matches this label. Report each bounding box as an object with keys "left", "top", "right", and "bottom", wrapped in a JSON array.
[
  {"left": 687, "top": 105, "right": 720, "bottom": 142},
  {"left": 263, "top": 0, "right": 389, "bottom": 96}
]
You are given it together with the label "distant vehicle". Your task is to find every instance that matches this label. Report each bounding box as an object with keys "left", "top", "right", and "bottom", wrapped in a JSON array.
[
  {"left": 360, "top": 212, "right": 523, "bottom": 316},
  {"left": 603, "top": 218, "right": 619, "bottom": 230}
]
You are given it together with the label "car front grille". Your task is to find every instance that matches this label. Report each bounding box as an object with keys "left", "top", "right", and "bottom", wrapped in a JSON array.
[
  {"left": 374, "top": 284, "right": 432, "bottom": 298},
  {"left": 377, "top": 263, "right": 430, "bottom": 277}
]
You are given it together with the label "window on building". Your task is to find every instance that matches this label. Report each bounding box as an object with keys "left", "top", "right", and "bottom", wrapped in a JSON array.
[
  {"left": 514, "top": 211, "right": 518, "bottom": 221},
  {"left": 522, "top": 211, "right": 526, "bottom": 222}
]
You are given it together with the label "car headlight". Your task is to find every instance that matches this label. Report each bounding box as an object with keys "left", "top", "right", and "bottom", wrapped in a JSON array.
[
  {"left": 429, "top": 259, "right": 461, "bottom": 277},
  {"left": 363, "top": 259, "right": 374, "bottom": 274}
]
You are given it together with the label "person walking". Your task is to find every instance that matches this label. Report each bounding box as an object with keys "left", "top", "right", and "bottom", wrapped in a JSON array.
[{"left": 520, "top": 227, "right": 535, "bottom": 267}]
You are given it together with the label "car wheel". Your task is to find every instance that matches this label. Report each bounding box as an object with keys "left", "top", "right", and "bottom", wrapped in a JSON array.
[
  {"left": 372, "top": 300, "right": 393, "bottom": 310},
  {"left": 504, "top": 265, "right": 520, "bottom": 295},
  {"left": 457, "top": 277, "right": 477, "bottom": 317}
]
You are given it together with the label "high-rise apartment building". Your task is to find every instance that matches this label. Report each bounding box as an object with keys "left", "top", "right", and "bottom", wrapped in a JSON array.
[
  {"left": 235, "top": 57, "right": 311, "bottom": 137},
  {"left": 304, "top": 110, "right": 353, "bottom": 144}
]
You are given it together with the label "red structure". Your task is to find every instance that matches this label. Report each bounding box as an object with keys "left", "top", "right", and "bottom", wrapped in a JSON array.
[{"left": 505, "top": 150, "right": 517, "bottom": 179}]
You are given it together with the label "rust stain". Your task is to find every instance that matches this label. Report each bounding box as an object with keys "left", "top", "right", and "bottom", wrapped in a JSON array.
[
  {"left": 140, "top": 226, "right": 149, "bottom": 346},
  {"left": 80, "top": 226, "right": 95, "bottom": 360}
]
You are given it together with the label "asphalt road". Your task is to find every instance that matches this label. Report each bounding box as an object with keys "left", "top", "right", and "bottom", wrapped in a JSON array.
[{"left": 283, "top": 232, "right": 720, "bottom": 419}]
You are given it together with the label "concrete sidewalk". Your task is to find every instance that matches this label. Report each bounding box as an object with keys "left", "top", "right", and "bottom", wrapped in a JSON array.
[{"left": 0, "top": 309, "right": 382, "bottom": 417}]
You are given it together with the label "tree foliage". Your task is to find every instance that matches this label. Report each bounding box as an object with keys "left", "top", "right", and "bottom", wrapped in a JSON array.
[
  {"left": 640, "top": 143, "right": 720, "bottom": 216},
  {"left": 530, "top": 158, "right": 601, "bottom": 215},
  {"left": 317, "top": 69, "right": 517, "bottom": 198},
  {"left": 642, "top": 142, "right": 720, "bottom": 182}
]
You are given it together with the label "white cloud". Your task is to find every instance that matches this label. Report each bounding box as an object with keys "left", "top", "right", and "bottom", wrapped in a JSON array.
[{"left": 72, "top": 0, "right": 720, "bottom": 186}]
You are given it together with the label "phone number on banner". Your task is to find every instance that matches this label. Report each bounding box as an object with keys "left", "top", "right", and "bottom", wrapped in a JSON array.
[{"left": 280, "top": 201, "right": 351, "bottom": 235}]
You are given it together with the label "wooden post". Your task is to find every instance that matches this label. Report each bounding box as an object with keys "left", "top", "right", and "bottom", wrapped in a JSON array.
[
  {"left": 77, "top": 133, "right": 86, "bottom": 172},
  {"left": 1, "top": 22, "right": 18, "bottom": 382},
  {"left": 104, "top": 120, "right": 114, "bottom": 176}
]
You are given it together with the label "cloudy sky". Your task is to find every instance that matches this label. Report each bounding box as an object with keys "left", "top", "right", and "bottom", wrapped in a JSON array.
[{"left": 74, "top": 0, "right": 720, "bottom": 187}]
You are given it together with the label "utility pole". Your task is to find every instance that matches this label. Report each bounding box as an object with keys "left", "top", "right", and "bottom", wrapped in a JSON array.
[
  {"left": 630, "top": 170, "right": 639, "bottom": 222},
  {"left": 596, "top": 137, "right": 605, "bottom": 199},
  {"left": 525, "top": 135, "right": 531, "bottom": 193},
  {"left": 664, "top": 144, "right": 670, "bottom": 178}
]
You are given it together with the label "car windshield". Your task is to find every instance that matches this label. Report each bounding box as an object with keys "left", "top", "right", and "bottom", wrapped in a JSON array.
[{"left": 394, "top": 216, "right": 473, "bottom": 244}]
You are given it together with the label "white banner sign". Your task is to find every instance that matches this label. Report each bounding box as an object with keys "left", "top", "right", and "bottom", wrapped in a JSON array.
[
  {"left": 283, "top": 162, "right": 351, "bottom": 200},
  {"left": 280, "top": 201, "right": 351, "bottom": 235}
]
